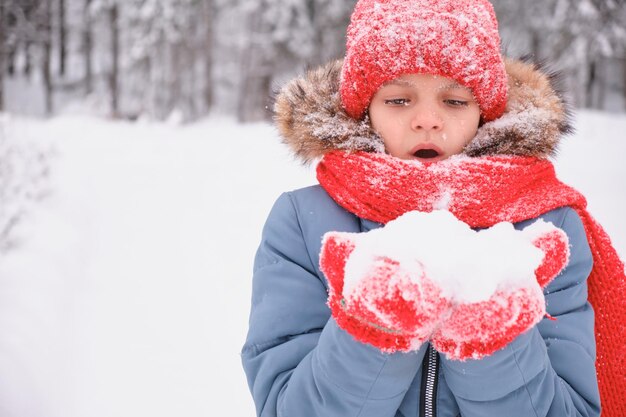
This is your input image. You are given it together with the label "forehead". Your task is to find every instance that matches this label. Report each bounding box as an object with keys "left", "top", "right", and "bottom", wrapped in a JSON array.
[{"left": 381, "top": 74, "right": 468, "bottom": 91}]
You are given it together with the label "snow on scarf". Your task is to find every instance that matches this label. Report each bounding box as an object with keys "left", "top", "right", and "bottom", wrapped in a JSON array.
[{"left": 317, "top": 150, "right": 626, "bottom": 417}]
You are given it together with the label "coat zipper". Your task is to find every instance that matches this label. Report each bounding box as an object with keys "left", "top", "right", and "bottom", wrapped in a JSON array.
[{"left": 419, "top": 344, "right": 439, "bottom": 417}]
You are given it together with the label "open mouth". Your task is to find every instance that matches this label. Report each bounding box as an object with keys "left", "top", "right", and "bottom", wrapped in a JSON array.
[{"left": 413, "top": 148, "right": 441, "bottom": 159}]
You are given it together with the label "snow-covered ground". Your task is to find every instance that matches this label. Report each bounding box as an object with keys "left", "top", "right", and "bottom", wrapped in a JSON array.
[{"left": 0, "top": 110, "right": 624, "bottom": 417}]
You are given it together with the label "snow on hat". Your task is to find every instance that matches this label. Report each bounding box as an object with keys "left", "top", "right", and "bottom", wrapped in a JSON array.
[{"left": 340, "top": 0, "right": 508, "bottom": 121}]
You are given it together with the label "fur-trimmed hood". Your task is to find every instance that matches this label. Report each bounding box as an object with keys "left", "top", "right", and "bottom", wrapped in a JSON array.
[{"left": 274, "top": 58, "right": 572, "bottom": 164}]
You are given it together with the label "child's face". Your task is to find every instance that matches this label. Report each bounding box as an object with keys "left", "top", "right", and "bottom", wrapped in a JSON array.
[{"left": 368, "top": 73, "right": 481, "bottom": 161}]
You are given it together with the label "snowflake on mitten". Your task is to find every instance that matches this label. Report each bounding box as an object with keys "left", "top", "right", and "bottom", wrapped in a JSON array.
[{"left": 319, "top": 210, "right": 570, "bottom": 357}]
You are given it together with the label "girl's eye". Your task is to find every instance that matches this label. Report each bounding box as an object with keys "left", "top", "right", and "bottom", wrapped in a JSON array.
[
  {"left": 445, "top": 99, "right": 469, "bottom": 107},
  {"left": 384, "top": 98, "right": 410, "bottom": 106}
]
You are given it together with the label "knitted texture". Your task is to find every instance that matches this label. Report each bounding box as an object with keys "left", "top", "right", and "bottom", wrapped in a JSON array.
[
  {"left": 431, "top": 221, "right": 570, "bottom": 359},
  {"left": 317, "top": 150, "right": 626, "bottom": 417},
  {"left": 341, "top": 0, "right": 507, "bottom": 121},
  {"left": 320, "top": 234, "right": 449, "bottom": 351},
  {"left": 320, "top": 219, "right": 569, "bottom": 358}
]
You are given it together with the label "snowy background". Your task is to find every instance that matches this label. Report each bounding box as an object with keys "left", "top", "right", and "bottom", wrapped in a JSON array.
[
  {"left": 2, "top": 0, "right": 625, "bottom": 121},
  {"left": 0, "top": 109, "right": 624, "bottom": 417},
  {"left": 2, "top": 1, "right": 626, "bottom": 416}
]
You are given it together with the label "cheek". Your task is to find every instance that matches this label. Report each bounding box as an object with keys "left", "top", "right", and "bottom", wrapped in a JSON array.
[
  {"left": 446, "top": 116, "right": 479, "bottom": 148},
  {"left": 463, "top": 118, "right": 480, "bottom": 138},
  {"left": 370, "top": 108, "right": 402, "bottom": 136},
  {"left": 456, "top": 111, "right": 480, "bottom": 139},
  {"left": 368, "top": 105, "right": 383, "bottom": 132}
]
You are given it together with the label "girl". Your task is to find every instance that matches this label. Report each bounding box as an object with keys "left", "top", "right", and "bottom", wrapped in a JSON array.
[{"left": 242, "top": 1, "right": 626, "bottom": 416}]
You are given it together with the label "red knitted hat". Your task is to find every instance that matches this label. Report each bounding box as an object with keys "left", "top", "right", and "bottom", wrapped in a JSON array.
[{"left": 340, "top": 0, "right": 508, "bottom": 121}]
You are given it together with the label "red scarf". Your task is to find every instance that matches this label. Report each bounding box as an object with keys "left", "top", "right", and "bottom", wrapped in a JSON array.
[{"left": 317, "top": 150, "right": 626, "bottom": 417}]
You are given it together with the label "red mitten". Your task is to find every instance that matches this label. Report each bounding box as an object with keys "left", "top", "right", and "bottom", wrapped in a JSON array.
[
  {"left": 320, "top": 231, "right": 451, "bottom": 352},
  {"left": 525, "top": 221, "right": 570, "bottom": 289},
  {"left": 431, "top": 220, "right": 570, "bottom": 360}
]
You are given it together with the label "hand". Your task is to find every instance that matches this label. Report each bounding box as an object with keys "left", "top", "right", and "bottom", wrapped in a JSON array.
[
  {"left": 320, "top": 232, "right": 451, "bottom": 352},
  {"left": 431, "top": 220, "right": 570, "bottom": 360}
]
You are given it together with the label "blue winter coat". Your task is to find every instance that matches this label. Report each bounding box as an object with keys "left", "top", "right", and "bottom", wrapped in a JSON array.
[{"left": 241, "top": 185, "right": 601, "bottom": 417}]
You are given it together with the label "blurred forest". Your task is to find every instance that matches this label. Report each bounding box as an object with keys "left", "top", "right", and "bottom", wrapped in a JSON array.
[{"left": 1, "top": 0, "right": 625, "bottom": 122}]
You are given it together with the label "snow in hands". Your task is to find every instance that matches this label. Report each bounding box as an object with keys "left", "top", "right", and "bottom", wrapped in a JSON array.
[
  {"left": 320, "top": 210, "right": 570, "bottom": 358},
  {"left": 344, "top": 210, "right": 548, "bottom": 303}
]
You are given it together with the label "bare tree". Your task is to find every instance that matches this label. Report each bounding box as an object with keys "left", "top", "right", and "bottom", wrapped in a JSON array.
[
  {"left": 308, "top": 0, "right": 355, "bottom": 66},
  {"left": 83, "top": 0, "right": 93, "bottom": 94},
  {"left": 202, "top": 0, "right": 215, "bottom": 112},
  {"left": 0, "top": 0, "right": 5, "bottom": 112},
  {"left": 237, "top": 8, "right": 273, "bottom": 122},
  {"left": 108, "top": 2, "right": 119, "bottom": 116},
  {"left": 620, "top": 1, "right": 626, "bottom": 109},
  {"left": 10, "top": 1, "right": 39, "bottom": 77},
  {"left": 7, "top": 0, "right": 57, "bottom": 113},
  {"left": 58, "top": 0, "right": 67, "bottom": 76},
  {"left": 236, "top": 0, "right": 320, "bottom": 122},
  {"left": 43, "top": 0, "right": 53, "bottom": 114},
  {"left": 585, "top": 60, "right": 597, "bottom": 108}
]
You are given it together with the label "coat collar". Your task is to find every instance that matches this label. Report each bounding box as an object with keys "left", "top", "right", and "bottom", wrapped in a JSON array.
[{"left": 273, "top": 58, "right": 572, "bottom": 165}]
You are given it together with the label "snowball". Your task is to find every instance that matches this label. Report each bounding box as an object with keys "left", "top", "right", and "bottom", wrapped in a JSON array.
[{"left": 343, "top": 210, "right": 546, "bottom": 303}]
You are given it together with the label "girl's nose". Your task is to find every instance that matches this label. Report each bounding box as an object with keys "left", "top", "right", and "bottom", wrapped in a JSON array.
[{"left": 411, "top": 106, "right": 443, "bottom": 131}]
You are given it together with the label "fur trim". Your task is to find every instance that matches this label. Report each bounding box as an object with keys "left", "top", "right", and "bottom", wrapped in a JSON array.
[
  {"left": 464, "top": 58, "right": 573, "bottom": 158},
  {"left": 274, "top": 61, "right": 384, "bottom": 165},
  {"left": 274, "top": 58, "right": 572, "bottom": 163}
]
